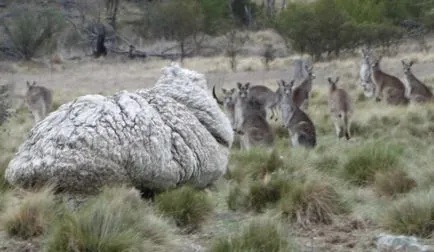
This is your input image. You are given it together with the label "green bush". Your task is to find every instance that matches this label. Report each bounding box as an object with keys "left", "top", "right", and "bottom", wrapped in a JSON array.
[
  {"left": 341, "top": 142, "right": 403, "bottom": 185},
  {"left": 279, "top": 179, "right": 347, "bottom": 225},
  {"left": 380, "top": 188, "right": 434, "bottom": 238},
  {"left": 374, "top": 168, "right": 416, "bottom": 198},
  {"left": 209, "top": 216, "right": 297, "bottom": 252},
  {"left": 0, "top": 186, "right": 60, "bottom": 239},
  {"left": 155, "top": 185, "right": 213, "bottom": 232},
  {"left": 44, "top": 186, "right": 178, "bottom": 252},
  {"left": 2, "top": 5, "right": 65, "bottom": 60}
]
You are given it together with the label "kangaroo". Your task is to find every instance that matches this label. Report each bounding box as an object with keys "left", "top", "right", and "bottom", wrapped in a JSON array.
[
  {"left": 25, "top": 81, "right": 53, "bottom": 124},
  {"left": 278, "top": 80, "right": 316, "bottom": 149},
  {"left": 292, "top": 64, "right": 315, "bottom": 110},
  {"left": 360, "top": 47, "right": 375, "bottom": 98},
  {"left": 233, "top": 82, "right": 275, "bottom": 151},
  {"left": 371, "top": 56, "right": 409, "bottom": 106},
  {"left": 234, "top": 82, "right": 281, "bottom": 121},
  {"left": 212, "top": 85, "right": 237, "bottom": 127},
  {"left": 401, "top": 60, "right": 433, "bottom": 103},
  {"left": 327, "top": 77, "right": 353, "bottom": 140}
]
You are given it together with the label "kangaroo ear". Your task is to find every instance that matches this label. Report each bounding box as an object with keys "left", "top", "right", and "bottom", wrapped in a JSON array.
[
  {"left": 327, "top": 77, "right": 332, "bottom": 83},
  {"left": 335, "top": 76, "right": 340, "bottom": 83},
  {"left": 222, "top": 88, "right": 228, "bottom": 93},
  {"left": 26, "top": 81, "right": 30, "bottom": 87},
  {"left": 230, "top": 88, "right": 236, "bottom": 93},
  {"left": 409, "top": 61, "right": 414, "bottom": 67},
  {"left": 32, "top": 81, "right": 36, "bottom": 86},
  {"left": 237, "top": 82, "right": 242, "bottom": 89},
  {"left": 245, "top": 82, "right": 250, "bottom": 89}
]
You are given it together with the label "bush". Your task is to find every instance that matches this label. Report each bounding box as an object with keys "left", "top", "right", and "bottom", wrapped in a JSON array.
[
  {"left": 380, "top": 188, "right": 434, "bottom": 238},
  {"left": 155, "top": 185, "right": 213, "bottom": 232},
  {"left": 228, "top": 148, "right": 284, "bottom": 183},
  {"left": 0, "top": 186, "right": 60, "bottom": 239},
  {"left": 341, "top": 142, "right": 403, "bottom": 185},
  {"left": 2, "top": 5, "right": 65, "bottom": 60},
  {"left": 44, "top": 186, "right": 178, "bottom": 252},
  {"left": 209, "top": 216, "right": 297, "bottom": 252},
  {"left": 279, "top": 179, "right": 347, "bottom": 226},
  {"left": 374, "top": 168, "right": 417, "bottom": 198}
]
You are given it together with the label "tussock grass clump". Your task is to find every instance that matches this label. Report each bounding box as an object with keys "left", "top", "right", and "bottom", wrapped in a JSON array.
[
  {"left": 155, "top": 185, "right": 213, "bottom": 231},
  {"left": 44, "top": 186, "right": 178, "bottom": 252},
  {"left": 228, "top": 148, "right": 284, "bottom": 183},
  {"left": 380, "top": 188, "right": 434, "bottom": 238},
  {"left": 374, "top": 168, "right": 416, "bottom": 198},
  {"left": 246, "top": 175, "right": 291, "bottom": 212},
  {"left": 279, "top": 179, "right": 347, "bottom": 226},
  {"left": 0, "top": 186, "right": 60, "bottom": 239},
  {"left": 0, "top": 155, "right": 12, "bottom": 192},
  {"left": 341, "top": 142, "right": 403, "bottom": 185},
  {"left": 209, "top": 216, "right": 297, "bottom": 252},
  {"left": 227, "top": 183, "right": 249, "bottom": 211}
]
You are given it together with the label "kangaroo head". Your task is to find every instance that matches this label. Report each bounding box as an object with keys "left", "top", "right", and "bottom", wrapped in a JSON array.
[
  {"left": 222, "top": 88, "right": 236, "bottom": 107},
  {"left": 305, "top": 65, "right": 315, "bottom": 80},
  {"left": 327, "top": 76, "right": 340, "bottom": 89},
  {"left": 26, "top": 81, "right": 37, "bottom": 90},
  {"left": 371, "top": 56, "right": 383, "bottom": 71},
  {"left": 277, "top": 80, "right": 294, "bottom": 96},
  {"left": 401, "top": 59, "right": 414, "bottom": 74},
  {"left": 237, "top": 82, "right": 250, "bottom": 99}
]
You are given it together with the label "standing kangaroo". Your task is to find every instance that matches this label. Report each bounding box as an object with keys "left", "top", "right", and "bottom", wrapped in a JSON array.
[
  {"left": 371, "top": 56, "right": 409, "bottom": 106},
  {"left": 292, "top": 64, "right": 315, "bottom": 110},
  {"left": 25, "top": 81, "right": 53, "bottom": 124},
  {"left": 233, "top": 82, "right": 275, "bottom": 151},
  {"left": 278, "top": 80, "right": 316, "bottom": 149},
  {"left": 327, "top": 77, "right": 353, "bottom": 140},
  {"left": 213, "top": 85, "right": 237, "bottom": 127},
  {"left": 360, "top": 47, "right": 375, "bottom": 98},
  {"left": 401, "top": 60, "right": 433, "bottom": 103},
  {"left": 238, "top": 83, "right": 281, "bottom": 121}
]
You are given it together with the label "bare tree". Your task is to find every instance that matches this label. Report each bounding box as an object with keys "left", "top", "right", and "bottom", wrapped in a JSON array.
[
  {"left": 105, "top": 0, "right": 120, "bottom": 30},
  {"left": 225, "top": 27, "right": 249, "bottom": 72}
]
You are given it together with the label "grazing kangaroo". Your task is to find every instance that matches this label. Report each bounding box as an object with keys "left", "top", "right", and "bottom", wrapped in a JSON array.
[
  {"left": 212, "top": 85, "right": 237, "bottom": 127},
  {"left": 360, "top": 47, "right": 375, "bottom": 98},
  {"left": 292, "top": 64, "right": 315, "bottom": 110},
  {"left": 401, "top": 60, "right": 433, "bottom": 103},
  {"left": 278, "top": 80, "right": 316, "bottom": 149},
  {"left": 25, "top": 81, "right": 53, "bottom": 124},
  {"left": 371, "top": 56, "right": 409, "bottom": 106},
  {"left": 233, "top": 82, "right": 275, "bottom": 151},
  {"left": 327, "top": 77, "right": 353, "bottom": 140}
]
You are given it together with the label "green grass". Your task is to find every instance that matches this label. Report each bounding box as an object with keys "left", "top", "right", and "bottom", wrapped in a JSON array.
[
  {"left": 155, "top": 185, "right": 214, "bottom": 232},
  {"left": 0, "top": 186, "right": 60, "bottom": 239},
  {"left": 340, "top": 141, "right": 403, "bottom": 185},
  {"left": 209, "top": 216, "right": 298, "bottom": 252},
  {"left": 380, "top": 188, "right": 434, "bottom": 238},
  {"left": 44, "top": 186, "right": 178, "bottom": 252}
]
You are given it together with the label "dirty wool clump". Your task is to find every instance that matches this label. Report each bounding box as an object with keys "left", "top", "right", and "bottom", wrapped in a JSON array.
[{"left": 5, "top": 63, "right": 233, "bottom": 194}]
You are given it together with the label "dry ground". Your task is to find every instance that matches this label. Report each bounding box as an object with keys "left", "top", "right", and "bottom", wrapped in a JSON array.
[{"left": 2, "top": 39, "right": 434, "bottom": 251}]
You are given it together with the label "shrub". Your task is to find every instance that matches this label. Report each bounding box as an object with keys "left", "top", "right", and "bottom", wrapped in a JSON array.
[
  {"left": 228, "top": 148, "right": 284, "bottom": 183},
  {"left": 155, "top": 185, "right": 213, "bottom": 232},
  {"left": 44, "top": 186, "right": 178, "bottom": 252},
  {"left": 0, "top": 155, "right": 12, "bottom": 192},
  {"left": 2, "top": 5, "right": 65, "bottom": 60},
  {"left": 380, "top": 188, "right": 434, "bottom": 238},
  {"left": 246, "top": 175, "right": 291, "bottom": 213},
  {"left": 279, "top": 179, "right": 347, "bottom": 226},
  {"left": 341, "top": 142, "right": 403, "bottom": 185},
  {"left": 374, "top": 168, "right": 417, "bottom": 198},
  {"left": 209, "top": 216, "right": 297, "bottom": 252},
  {"left": 227, "top": 183, "right": 248, "bottom": 211},
  {"left": 0, "top": 186, "right": 60, "bottom": 239}
]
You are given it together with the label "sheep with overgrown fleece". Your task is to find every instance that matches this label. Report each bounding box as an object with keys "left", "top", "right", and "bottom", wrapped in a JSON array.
[{"left": 5, "top": 63, "right": 233, "bottom": 195}]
